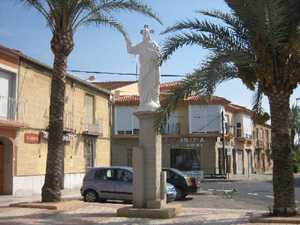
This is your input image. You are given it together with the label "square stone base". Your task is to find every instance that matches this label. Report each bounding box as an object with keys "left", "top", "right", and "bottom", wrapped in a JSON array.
[{"left": 117, "top": 205, "right": 181, "bottom": 219}]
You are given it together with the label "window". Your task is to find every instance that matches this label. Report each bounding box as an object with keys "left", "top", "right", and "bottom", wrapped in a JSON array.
[
  {"left": 236, "top": 123, "right": 242, "bottom": 137},
  {"left": 94, "top": 169, "right": 114, "bottom": 181},
  {"left": 115, "top": 169, "right": 133, "bottom": 182},
  {"left": 115, "top": 106, "right": 139, "bottom": 135},
  {"left": 225, "top": 115, "right": 230, "bottom": 134},
  {"left": 84, "top": 137, "right": 96, "bottom": 169},
  {"left": 85, "top": 94, "right": 95, "bottom": 125},
  {"left": 166, "top": 171, "right": 180, "bottom": 180}
]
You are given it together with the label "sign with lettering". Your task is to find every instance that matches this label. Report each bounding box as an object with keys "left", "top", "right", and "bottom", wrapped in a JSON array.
[{"left": 24, "top": 133, "right": 40, "bottom": 144}]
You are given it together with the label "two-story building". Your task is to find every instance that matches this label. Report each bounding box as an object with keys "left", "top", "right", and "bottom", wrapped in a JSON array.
[
  {"left": 95, "top": 81, "right": 272, "bottom": 178},
  {"left": 0, "top": 45, "right": 111, "bottom": 195}
]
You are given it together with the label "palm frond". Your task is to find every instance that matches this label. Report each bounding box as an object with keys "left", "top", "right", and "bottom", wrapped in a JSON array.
[
  {"left": 20, "top": 0, "right": 54, "bottom": 32},
  {"left": 83, "top": 14, "right": 128, "bottom": 38},
  {"left": 161, "top": 18, "right": 251, "bottom": 63},
  {"left": 74, "top": 0, "right": 162, "bottom": 29},
  {"left": 197, "top": 10, "right": 249, "bottom": 42}
]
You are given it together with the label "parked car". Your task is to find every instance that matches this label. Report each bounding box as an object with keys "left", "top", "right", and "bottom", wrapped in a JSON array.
[
  {"left": 163, "top": 168, "right": 200, "bottom": 200},
  {"left": 81, "top": 166, "right": 176, "bottom": 203}
]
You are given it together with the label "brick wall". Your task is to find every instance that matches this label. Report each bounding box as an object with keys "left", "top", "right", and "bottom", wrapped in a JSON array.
[{"left": 15, "top": 60, "right": 111, "bottom": 176}]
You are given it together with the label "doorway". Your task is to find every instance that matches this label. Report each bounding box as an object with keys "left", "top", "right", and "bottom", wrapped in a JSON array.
[
  {"left": 0, "top": 137, "right": 13, "bottom": 195},
  {"left": 170, "top": 148, "right": 200, "bottom": 171},
  {"left": 247, "top": 150, "right": 253, "bottom": 175},
  {"left": 236, "top": 150, "right": 244, "bottom": 175},
  {"left": 84, "top": 136, "right": 97, "bottom": 169}
]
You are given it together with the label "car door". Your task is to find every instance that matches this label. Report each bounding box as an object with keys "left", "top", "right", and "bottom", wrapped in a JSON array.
[
  {"left": 113, "top": 169, "right": 133, "bottom": 201},
  {"left": 94, "top": 168, "right": 116, "bottom": 199},
  {"left": 166, "top": 170, "right": 184, "bottom": 189}
]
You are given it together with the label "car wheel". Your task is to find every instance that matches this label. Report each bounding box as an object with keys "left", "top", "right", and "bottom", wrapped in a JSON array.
[
  {"left": 84, "top": 190, "right": 98, "bottom": 202},
  {"left": 175, "top": 187, "right": 184, "bottom": 200}
]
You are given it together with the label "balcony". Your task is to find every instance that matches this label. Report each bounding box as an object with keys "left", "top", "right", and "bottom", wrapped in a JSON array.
[
  {"left": 162, "top": 123, "right": 181, "bottom": 135},
  {"left": 0, "top": 96, "right": 25, "bottom": 124},
  {"left": 83, "top": 120, "right": 102, "bottom": 136},
  {"left": 64, "top": 111, "right": 74, "bottom": 132},
  {"left": 256, "top": 139, "right": 264, "bottom": 148}
]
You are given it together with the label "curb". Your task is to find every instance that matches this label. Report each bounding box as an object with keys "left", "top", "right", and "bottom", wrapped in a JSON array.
[
  {"left": 249, "top": 215, "right": 300, "bottom": 224},
  {"left": 9, "top": 199, "right": 84, "bottom": 211}
]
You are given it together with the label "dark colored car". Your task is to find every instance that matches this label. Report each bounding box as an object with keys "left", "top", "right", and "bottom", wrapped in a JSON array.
[
  {"left": 163, "top": 168, "right": 200, "bottom": 200},
  {"left": 81, "top": 166, "right": 177, "bottom": 203}
]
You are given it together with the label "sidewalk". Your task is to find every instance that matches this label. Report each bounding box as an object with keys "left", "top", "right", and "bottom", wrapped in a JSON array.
[
  {"left": 0, "top": 189, "right": 81, "bottom": 207},
  {"left": 0, "top": 202, "right": 263, "bottom": 225}
]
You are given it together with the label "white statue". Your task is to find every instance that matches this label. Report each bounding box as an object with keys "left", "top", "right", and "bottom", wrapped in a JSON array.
[{"left": 125, "top": 25, "right": 161, "bottom": 112}]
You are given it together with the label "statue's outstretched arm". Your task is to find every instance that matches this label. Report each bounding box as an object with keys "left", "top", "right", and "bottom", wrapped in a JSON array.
[{"left": 125, "top": 36, "right": 140, "bottom": 55}]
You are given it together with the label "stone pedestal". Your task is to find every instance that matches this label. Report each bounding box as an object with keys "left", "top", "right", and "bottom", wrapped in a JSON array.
[
  {"left": 133, "top": 111, "right": 165, "bottom": 209},
  {"left": 117, "top": 110, "right": 179, "bottom": 219}
]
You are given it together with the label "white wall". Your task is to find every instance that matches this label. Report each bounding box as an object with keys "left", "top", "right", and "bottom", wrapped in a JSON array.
[
  {"left": 234, "top": 113, "right": 253, "bottom": 138},
  {"left": 13, "top": 173, "right": 84, "bottom": 196},
  {"left": 114, "top": 106, "right": 139, "bottom": 134},
  {"left": 243, "top": 115, "right": 253, "bottom": 138},
  {"left": 189, "top": 105, "right": 224, "bottom": 133},
  {"left": 163, "top": 111, "right": 180, "bottom": 134}
]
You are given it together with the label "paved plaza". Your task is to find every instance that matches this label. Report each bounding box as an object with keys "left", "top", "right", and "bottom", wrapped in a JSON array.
[
  {"left": 0, "top": 202, "right": 263, "bottom": 225},
  {"left": 1, "top": 175, "right": 300, "bottom": 224}
]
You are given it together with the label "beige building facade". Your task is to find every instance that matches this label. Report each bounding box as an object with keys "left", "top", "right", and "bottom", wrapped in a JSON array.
[
  {"left": 0, "top": 45, "right": 111, "bottom": 195},
  {"left": 96, "top": 81, "right": 272, "bottom": 178}
]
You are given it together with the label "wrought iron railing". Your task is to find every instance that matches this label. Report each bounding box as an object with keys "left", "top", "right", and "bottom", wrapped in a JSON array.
[{"left": 0, "top": 96, "right": 25, "bottom": 122}]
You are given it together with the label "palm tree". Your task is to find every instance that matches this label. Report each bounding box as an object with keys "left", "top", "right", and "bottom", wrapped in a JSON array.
[
  {"left": 20, "top": 0, "right": 161, "bottom": 202},
  {"left": 160, "top": 0, "right": 300, "bottom": 216}
]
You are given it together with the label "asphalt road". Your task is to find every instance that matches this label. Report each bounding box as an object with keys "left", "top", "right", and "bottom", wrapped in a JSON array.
[{"left": 177, "top": 175, "right": 300, "bottom": 211}]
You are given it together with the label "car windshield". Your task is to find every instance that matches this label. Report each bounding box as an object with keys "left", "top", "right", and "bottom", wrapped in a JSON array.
[{"left": 166, "top": 168, "right": 186, "bottom": 177}]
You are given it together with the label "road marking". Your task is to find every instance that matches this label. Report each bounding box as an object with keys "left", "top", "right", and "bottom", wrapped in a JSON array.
[
  {"left": 248, "top": 193, "right": 258, "bottom": 196},
  {"left": 265, "top": 195, "right": 274, "bottom": 199}
]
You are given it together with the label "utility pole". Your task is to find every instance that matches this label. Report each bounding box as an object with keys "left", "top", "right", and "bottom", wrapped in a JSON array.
[{"left": 221, "top": 111, "right": 227, "bottom": 178}]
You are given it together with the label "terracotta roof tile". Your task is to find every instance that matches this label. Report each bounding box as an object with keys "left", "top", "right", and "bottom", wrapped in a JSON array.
[
  {"left": 114, "top": 95, "right": 139, "bottom": 105},
  {"left": 184, "top": 96, "right": 230, "bottom": 105},
  {"left": 114, "top": 93, "right": 253, "bottom": 115},
  {"left": 160, "top": 81, "right": 182, "bottom": 91}
]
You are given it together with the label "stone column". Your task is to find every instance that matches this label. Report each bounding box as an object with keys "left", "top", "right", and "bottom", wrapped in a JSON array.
[{"left": 132, "top": 110, "right": 165, "bottom": 209}]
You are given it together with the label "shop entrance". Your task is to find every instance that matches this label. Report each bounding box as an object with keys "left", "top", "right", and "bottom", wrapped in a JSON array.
[{"left": 0, "top": 137, "right": 13, "bottom": 194}]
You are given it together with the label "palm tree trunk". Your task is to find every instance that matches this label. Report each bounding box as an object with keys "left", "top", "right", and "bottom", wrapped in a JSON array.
[
  {"left": 41, "top": 49, "right": 67, "bottom": 202},
  {"left": 269, "top": 94, "right": 296, "bottom": 216}
]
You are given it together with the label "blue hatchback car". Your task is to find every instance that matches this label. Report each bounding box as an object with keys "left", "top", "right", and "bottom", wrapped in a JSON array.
[{"left": 81, "top": 166, "right": 176, "bottom": 203}]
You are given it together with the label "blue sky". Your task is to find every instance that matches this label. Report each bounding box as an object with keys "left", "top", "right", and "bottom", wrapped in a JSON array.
[{"left": 1, "top": 0, "right": 300, "bottom": 112}]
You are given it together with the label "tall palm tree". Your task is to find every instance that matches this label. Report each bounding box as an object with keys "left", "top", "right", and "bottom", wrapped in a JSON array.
[
  {"left": 20, "top": 0, "right": 161, "bottom": 202},
  {"left": 160, "top": 0, "right": 300, "bottom": 216}
]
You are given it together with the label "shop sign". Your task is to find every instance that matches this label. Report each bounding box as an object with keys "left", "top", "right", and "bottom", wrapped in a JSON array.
[
  {"left": 24, "top": 133, "right": 40, "bottom": 144},
  {"left": 40, "top": 131, "right": 77, "bottom": 142}
]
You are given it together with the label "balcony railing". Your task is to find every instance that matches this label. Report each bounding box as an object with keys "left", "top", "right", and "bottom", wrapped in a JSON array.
[
  {"left": 84, "top": 120, "right": 102, "bottom": 136},
  {"left": 64, "top": 111, "right": 74, "bottom": 131},
  {"left": 162, "top": 123, "right": 181, "bottom": 135},
  {"left": 0, "top": 96, "right": 25, "bottom": 122}
]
